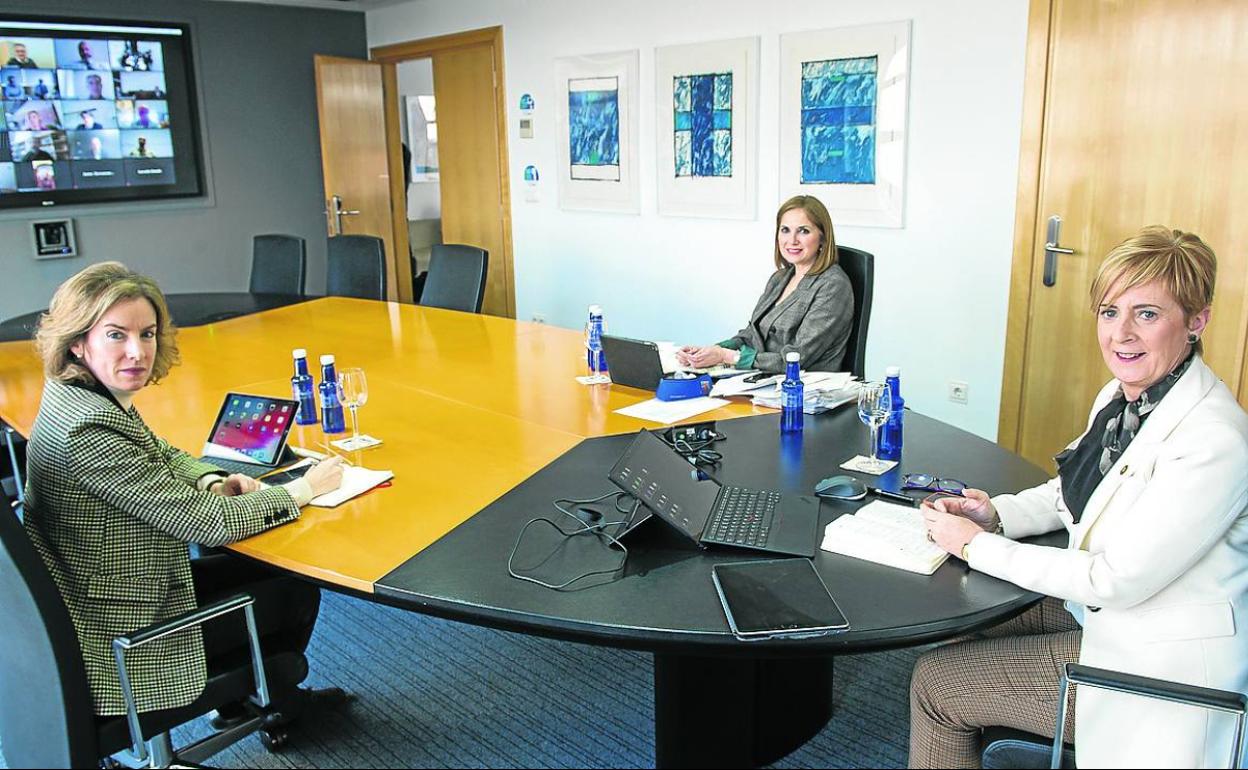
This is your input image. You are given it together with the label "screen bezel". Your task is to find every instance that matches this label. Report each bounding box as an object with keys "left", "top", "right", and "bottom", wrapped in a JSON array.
[
  {"left": 203, "top": 392, "right": 299, "bottom": 467},
  {"left": 712, "top": 558, "right": 850, "bottom": 640},
  {"left": 0, "top": 13, "right": 205, "bottom": 209}
]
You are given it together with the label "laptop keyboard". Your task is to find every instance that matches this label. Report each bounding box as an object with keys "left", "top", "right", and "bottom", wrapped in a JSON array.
[
  {"left": 202, "top": 457, "right": 274, "bottom": 479},
  {"left": 705, "top": 486, "right": 780, "bottom": 548}
]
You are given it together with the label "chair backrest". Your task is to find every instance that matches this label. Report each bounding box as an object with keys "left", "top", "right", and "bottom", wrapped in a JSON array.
[
  {"left": 836, "top": 245, "right": 874, "bottom": 379},
  {"left": 418, "top": 244, "right": 488, "bottom": 314},
  {"left": 0, "top": 488, "right": 99, "bottom": 768},
  {"left": 326, "top": 235, "right": 387, "bottom": 301},
  {"left": 249, "top": 234, "right": 307, "bottom": 296}
]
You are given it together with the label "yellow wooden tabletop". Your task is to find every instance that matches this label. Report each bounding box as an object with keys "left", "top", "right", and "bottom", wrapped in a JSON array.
[{"left": 0, "top": 298, "right": 769, "bottom": 592}]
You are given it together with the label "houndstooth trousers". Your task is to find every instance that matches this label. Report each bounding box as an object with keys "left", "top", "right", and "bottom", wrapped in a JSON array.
[{"left": 908, "top": 596, "right": 1082, "bottom": 769}]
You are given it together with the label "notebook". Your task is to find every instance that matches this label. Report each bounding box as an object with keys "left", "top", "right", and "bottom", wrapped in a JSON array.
[
  {"left": 820, "top": 500, "right": 950, "bottom": 574},
  {"left": 607, "top": 429, "right": 820, "bottom": 557},
  {"left": 199, "top": 393, "right": 300, "bottom": 478}
]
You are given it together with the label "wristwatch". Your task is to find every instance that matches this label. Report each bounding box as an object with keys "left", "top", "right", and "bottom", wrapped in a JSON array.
[{"left": 960, "top": 541, "right": 971, "bottom": 562}]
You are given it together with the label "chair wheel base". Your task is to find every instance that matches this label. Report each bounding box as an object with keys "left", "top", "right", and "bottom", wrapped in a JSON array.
[{"left": 260, "top": 729, "right": 289, "bottom": 752}]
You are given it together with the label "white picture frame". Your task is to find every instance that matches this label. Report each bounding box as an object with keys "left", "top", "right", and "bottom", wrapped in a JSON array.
[
  {"left": 654, "top": 36, "right": 758, "bottom": 220},
  {"left": 779, "top": 20, "right": 911, "bottom": 228},
  {"left": 554, "top": 50, "right": 640, "bottom": 214}
]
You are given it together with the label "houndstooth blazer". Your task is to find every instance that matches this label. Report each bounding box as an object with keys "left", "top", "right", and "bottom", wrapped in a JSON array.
[{"left": 23, "top": 379, "right": 301, "bottom": 716}]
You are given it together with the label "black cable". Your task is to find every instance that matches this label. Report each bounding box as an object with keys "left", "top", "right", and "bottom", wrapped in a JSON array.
[
  {"left": 662, "top": 430, "right": 725, "bottom": 467},
  {"left": 507, "top": 491, "right": 642, "bottom": 590}
]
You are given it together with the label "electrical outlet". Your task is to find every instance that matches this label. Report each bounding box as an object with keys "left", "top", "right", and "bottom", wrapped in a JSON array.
[
  {"left": 531, "top": 313, "right": 546, "bottom": 324},
  {"left": 949, "top": 380, "right": 969, "bottom": 404}
]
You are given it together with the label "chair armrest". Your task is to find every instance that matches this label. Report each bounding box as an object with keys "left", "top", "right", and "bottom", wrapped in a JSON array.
[
  {"left": 1051, "top": 662, "right": 1248, "bottom": 769},
  {"left": 1065, "top": 662, "right": 1248, "bottom": 714},
  {"left": 111, "top": 592, "right": 271, "bottom": 761}
]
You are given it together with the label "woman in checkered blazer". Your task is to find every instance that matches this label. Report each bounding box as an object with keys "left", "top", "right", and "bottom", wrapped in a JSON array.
[
  {"left": 23, "top": 262, "right": 344, "bottom": 718},
  {"left": 912, "top": 228, "right": 1248, "bottom": 768}
]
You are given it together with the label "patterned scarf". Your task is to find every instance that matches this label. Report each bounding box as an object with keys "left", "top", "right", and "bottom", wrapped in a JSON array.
[{"left": 1056, "top": 351, "right": 1193, "bottom": 523}]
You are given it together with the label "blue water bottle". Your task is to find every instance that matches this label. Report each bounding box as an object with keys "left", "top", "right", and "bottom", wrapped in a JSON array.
[
  {"left": 880, "top": 365, "right": 904, "bottom": 460},
  {"left": 291, "top": 348, "right": 319, "bottom": 425},
  {"left": 781, "top": 352, "right": 804, "bottom": 433},
  {"left": 318, "top": 354, "right": 346, "bottom": 434},
  {"left": 585, "top": 304, "right": 608, "bottom": 373}
]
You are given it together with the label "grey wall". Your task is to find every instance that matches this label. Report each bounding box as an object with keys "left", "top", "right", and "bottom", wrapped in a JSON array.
[{"left": 0, "top": 0, "right": 367, "bottom": 318}]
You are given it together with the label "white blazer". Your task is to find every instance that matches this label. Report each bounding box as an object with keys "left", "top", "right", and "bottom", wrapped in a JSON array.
[{"left": 970, "top": 356, "right": 1248, "bottom": 768}]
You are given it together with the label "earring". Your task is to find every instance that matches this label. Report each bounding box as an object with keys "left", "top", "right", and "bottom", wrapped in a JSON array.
[{"left": 1188, "top": 332, "right": 1199, "bottom": 345}]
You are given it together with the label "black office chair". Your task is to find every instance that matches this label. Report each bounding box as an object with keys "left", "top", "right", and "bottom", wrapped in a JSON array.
[
  {"left": 0, "top": 309, "right": 43, "bottom": 343},
  {"left": 249, "top": 234, "right": 307, "bottom": 296},
  {"left": 0, "top": 486, "right": 310, "bottom": 768},
  {"left": 326, "top": 235, "right": 387, "bottom": 301},
  {"left": 981, "top": 663, "right": 1248, "bottom": 769},
  {"left": 836, "top": 245, "right": 874, "bottom": 379},
  {"left": 418, "top": 244, "right": 488, "bottom": 314}
]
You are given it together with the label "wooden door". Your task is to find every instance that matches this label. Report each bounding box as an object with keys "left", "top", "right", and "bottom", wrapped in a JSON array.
[
  {"left": 1001, "top": 0, "right": 1248, "bottom": 469},
  {"left": 314, "top": 55, "right": 410, "bottom": 302},
  {"left": 433, "top": 44, "right": 515, "bottom": 317}
]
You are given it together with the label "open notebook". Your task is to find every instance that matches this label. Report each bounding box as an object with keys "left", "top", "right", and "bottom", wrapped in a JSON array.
[{"left": 820, "top": 500, "right": 949, "bottom": 575}]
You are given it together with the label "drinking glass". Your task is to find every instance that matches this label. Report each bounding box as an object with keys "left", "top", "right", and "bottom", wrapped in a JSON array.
[
  {"left": 857, "top": 381, "right": 892, "bottom": 473},
  {"left": 337, "top": 367, "right": 368, "bottom": 441}
]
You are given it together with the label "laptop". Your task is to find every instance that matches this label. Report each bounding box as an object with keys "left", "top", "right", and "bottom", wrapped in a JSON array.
[
  {"left": 607, "top": 430, "right": 820, "bottom": 557},
  {"left": 601, "top": 334, "right": 746, "bottom": 391},
  {"left": 199, "top": 392, "right": 301, "bottom": 478}
]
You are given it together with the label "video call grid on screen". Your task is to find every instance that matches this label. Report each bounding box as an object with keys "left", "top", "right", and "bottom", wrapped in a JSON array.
[
  {"left": 0, "top": 18, "right": 194, "bottom": 199},
  {"left": 209, "top": 396, "right": 295, "bottom": 464}
]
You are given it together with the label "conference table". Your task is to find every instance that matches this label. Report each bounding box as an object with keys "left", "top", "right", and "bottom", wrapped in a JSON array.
[{"left": 0, "top": 297, "right": 1054, "bottom": 768}]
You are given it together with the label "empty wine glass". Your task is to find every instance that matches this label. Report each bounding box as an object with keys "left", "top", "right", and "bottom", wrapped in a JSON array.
[
  {"left": 857, "top": 381, "right": 892, "bottom": 473},
  {"left": 337, "top": 367, "right": 368, "bottom": 442}
]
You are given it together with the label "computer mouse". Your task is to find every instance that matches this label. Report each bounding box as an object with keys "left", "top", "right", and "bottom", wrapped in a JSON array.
[{"left": 814, "top": 475, "right": 868, "bottom": 500}]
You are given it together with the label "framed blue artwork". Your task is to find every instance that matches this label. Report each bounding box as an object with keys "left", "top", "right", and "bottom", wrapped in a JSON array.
[
  {"left": 567, "top": 77, "right": 619, "bottom": 180},
  {"left": 655, "top": 37, "right": 758, "bottom": 220},
  {"left": 781, "top": 21, "right": 911, "bottom": 228},
  {"left": 800, "top": 56, "right": 877, "bottom": 185},
  {"left": 555, "top": 51, "right": 639, "bottom": 213}
]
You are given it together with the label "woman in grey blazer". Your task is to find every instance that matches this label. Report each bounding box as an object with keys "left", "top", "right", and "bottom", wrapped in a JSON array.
[
  {"left": 677, "top": 195, "right": 854, "bottom": 373},
  {"left": 23, "top": 262, "right": 344, "bottom": 719}
]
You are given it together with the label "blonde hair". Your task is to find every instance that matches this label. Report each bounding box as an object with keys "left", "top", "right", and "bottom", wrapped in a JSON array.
[
  {"left": 1089, "top": 226, "right": 1216, "bottom": 354},
  {"left": 773, "top": 195, "right": 838, "bottom": 275},
  {"left": 35, "top": 261, "right": 180, "bottom": 385}
]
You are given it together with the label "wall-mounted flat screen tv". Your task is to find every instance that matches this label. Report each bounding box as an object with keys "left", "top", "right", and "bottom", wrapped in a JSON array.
[{"left": 0, "top": 15, "right": 203, "bottom": 210}]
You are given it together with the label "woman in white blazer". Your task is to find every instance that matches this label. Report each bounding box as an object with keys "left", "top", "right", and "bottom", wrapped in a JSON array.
[{"left": 910, "top": 226, "right": 1248, "bottom": 769}]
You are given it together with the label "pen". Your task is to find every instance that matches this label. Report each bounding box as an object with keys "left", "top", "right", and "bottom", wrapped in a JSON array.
[{"left": 868, "top": 487, "right": 918, "bottom": 506}]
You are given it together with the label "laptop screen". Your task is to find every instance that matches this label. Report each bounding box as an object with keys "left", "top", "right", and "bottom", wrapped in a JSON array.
[
  {"left": 202, "top": 392, "right": 298, "bottom": 465},
  {"left": 607, "top": 430, "right": 722, "bottom": 543}
]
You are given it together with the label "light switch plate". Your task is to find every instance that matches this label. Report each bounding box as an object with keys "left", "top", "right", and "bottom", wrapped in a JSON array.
[{"left": 31, "top": 219, "right": 77, "bottom": 259}]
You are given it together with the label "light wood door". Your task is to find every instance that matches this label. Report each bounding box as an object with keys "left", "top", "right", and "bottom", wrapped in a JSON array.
[
  {"left": 433, "top": 44, "right": 514, "bottom": 317},
  {"left": 314, "top": 55, "right": 410, "bottom": 302},
  {"left": 1004, "top": 0, "right": 1248, "bottom": 469}
]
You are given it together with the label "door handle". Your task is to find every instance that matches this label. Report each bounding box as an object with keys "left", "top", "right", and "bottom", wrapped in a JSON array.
[
  {"left": 1043, "top": 215, "right": 1076, "bottom": 287},
  {"left": 325, "top": 195, "right": 361, "bottom": 236}
]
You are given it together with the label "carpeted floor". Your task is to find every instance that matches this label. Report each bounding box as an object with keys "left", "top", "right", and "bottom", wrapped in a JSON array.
[{"left": 2, "top": 590, "right": 919, "bottom": 768}]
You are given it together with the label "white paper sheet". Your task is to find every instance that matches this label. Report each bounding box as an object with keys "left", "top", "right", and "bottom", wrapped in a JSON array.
[
  {"left": 309, "top": 465, "right": 394, "bottom": 507},
  {"left": 614, "top": 396, "right": 729, "bottom": 425}
]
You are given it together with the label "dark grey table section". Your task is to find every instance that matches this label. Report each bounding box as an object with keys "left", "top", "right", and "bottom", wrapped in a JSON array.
[
  {"left": 377, "top": 409, "right": 1060, "bottom": 768},
  {"left": 0, "top": 292, "right": 309, "bottom": 342}
]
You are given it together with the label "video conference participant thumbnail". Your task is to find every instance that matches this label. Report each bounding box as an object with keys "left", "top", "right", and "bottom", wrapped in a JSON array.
[
  {"left": 53, "top": 39, "right": 110, "bottom": 71},
  {"left": 6, "top": 99, "right": 62, "bottom": 131},
  {"left": 62, "top": 100, "right": 117, "bottom": 130},
  {"left": 56, "top": 70, "right": 115, "bottom": 101},
  {"left": 68, "top": 128, "right": 121, "bottom": 160},
  {"left": 15, "top": 159, "right": 69, "bottom": 191},
  {"left": 121, "top": 129, "right": 172, "bottom": 159},
  {"left": 1, "top": 38, "right": 54, "bottom": 69},
  {"left": 0, "top": 161, "right": 16, "bottom": 193},
  {"left": 117, "top": 70, "right": 165, "bottom": 100},
  {"left": 10, "top": 130, "right": 68, "bottom": 162},
  {"left": 2, "top": 68, "right": 58, "bottom": 100},
  {"left": 108, "top": 39, "right": 164, "bottom": 72}
]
